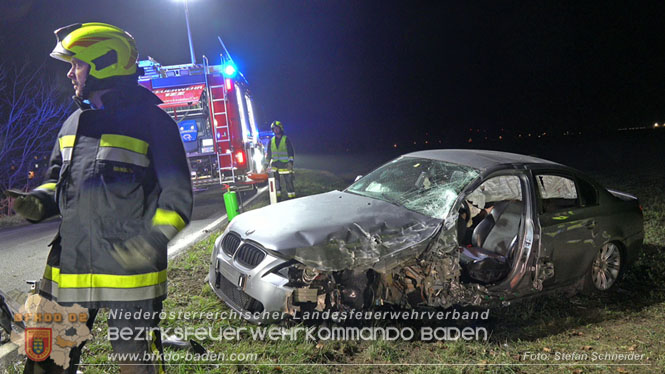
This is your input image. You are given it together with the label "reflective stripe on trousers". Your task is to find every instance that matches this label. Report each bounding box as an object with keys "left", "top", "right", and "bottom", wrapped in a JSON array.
[{"left": 41, "top": 266, "right": 168, "bottom": 303}]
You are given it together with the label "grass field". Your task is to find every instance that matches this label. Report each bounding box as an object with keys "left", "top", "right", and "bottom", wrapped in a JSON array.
[{"left": 7, "top": 168, "right": 665, "bottom": 374}]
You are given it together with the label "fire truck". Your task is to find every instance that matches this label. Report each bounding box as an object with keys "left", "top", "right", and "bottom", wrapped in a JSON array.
[{"left": 138, "top": 40, "right": 265, "bottom": 190}]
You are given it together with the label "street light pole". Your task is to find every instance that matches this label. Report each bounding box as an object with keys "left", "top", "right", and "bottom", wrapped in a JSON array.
[{"left": 183, "top": 0, "right": 196, "bottom": 65}]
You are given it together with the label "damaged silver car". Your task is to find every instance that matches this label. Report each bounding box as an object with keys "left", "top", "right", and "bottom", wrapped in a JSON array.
[{"left": 209, "top": 150, "right": 644, "bottom": 324}]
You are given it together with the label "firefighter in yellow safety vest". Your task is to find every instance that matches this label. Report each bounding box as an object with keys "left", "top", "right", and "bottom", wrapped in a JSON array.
[{"left": 265, "top": 121, "right": 296, "bottom": 199}]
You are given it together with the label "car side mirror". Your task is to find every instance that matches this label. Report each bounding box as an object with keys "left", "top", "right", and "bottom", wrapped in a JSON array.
[{"left": 354, "top": 175, "right": 363, "bottom": 182}]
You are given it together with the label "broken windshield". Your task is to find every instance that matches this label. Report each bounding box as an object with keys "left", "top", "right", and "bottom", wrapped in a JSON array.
[{"left": 346, "top": 157, "right": 479, "bottom": 219}]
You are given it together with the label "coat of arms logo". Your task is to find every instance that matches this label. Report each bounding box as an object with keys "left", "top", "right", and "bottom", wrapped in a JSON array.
[{"left": 25, "top": 327, "right": 52, "bottom": 362}]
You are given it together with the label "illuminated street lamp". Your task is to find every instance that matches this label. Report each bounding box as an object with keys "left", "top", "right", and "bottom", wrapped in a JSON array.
[{"left": 174, "top": 0, "right": 197, "bottom": 65}]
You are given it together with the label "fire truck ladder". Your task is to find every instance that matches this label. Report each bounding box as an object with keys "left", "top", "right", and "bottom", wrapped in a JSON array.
[{"left": 203, "top": 56, "right": 235, "bottom": 185}]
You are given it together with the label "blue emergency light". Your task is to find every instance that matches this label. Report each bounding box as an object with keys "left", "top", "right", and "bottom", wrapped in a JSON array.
[{"left": 223, "top": 63, "right": 237, "bottom": 78}]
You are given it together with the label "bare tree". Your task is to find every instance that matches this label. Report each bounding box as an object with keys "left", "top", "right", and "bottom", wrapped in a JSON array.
[{"left": 0, "top": 64, "right": 72, "bottom": 215}]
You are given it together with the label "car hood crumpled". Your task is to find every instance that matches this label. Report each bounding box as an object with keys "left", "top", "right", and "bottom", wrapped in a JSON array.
[{"left": 228, "top": 190, "right": 442, "bottom": 271}]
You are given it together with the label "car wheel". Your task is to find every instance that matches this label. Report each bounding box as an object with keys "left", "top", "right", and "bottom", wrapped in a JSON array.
[{"left": 582, "top": 242, "right": 624, "bottom": 294}]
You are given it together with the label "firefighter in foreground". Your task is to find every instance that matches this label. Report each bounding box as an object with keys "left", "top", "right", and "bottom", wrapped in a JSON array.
[
  {"left": 265, "top": 120, "right": 296, "bottom": 200},
  {"left": 8, "top": 23, "right": 193, "bottom": 373}
]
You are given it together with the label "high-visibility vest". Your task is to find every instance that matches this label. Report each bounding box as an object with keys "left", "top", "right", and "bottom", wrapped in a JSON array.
[{"left": 270, "top": 136, "right": 291, "bottom": 163}]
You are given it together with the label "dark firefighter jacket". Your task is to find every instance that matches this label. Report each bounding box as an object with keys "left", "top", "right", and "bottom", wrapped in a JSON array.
[{"left": 28, "top": 85, "right": 193, "bottom": 309}]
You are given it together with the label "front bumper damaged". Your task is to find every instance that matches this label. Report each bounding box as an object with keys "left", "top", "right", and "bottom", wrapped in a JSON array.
[
  {"left": 208, "top": 191, "right": 497, "bottom": 324},
  {"left": 209, "top": 221, "right": 492, "bottom": 324}
]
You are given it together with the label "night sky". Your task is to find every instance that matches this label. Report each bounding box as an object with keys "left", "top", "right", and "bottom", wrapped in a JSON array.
[{"left": 1, "top": 1, "right": 665, "bottom": 153}]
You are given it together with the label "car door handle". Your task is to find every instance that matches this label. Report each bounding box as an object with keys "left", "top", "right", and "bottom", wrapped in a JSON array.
[{"left": 585, "top": 220, "right": 596, "bottom": 230}]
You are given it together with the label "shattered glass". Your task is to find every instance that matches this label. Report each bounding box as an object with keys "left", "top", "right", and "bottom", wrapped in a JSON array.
[
  {"left": 347, "top": 157, "right": 480, "bottom": 219},
  {"left": 226, "top": 156, "right": 495, "bottom": 312}
]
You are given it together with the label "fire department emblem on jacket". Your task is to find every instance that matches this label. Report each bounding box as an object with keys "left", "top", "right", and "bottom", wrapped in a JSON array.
[{"left": 25, "top": 328, "right": 52, "bottom": 361}]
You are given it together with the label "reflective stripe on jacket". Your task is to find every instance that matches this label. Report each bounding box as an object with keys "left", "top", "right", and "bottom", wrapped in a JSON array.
[
  {"left": 268, "top": 135, "right": 295, "bottom": 172},
  {"left": 30, "top": 86, "right": 193, "bottom": 309},
  {"left": 270, "top": 135, "right": 292, "bottom": 163}
]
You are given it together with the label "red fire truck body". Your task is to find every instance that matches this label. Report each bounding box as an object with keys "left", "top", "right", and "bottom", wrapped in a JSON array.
[{"left": 138, "top": 53, "right": 264, "bottom": 190}]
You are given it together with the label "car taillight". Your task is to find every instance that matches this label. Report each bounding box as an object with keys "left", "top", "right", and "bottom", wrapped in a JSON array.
[{"left": 235, "top": 150, "right": 246, "bottom": 166}]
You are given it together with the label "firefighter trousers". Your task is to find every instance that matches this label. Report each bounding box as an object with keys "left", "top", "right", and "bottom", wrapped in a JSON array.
[
  {"left": 23, "top": 301, "right": 165, "bottom": 374},
  {"left": 275, "top": 170, "right": 295, "bottom": 200}
]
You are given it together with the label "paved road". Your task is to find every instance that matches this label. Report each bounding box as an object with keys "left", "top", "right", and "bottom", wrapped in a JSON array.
[
  {"left": 0, "top": 186, "right": 257, "bottom": 295},
  {"left": 0, "top": 219, "right": 61, "bottom": 295}
]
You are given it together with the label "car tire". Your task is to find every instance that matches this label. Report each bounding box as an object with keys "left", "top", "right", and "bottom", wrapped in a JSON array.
[{"left": 581, "top": 242, "right": 624, "bottom": 295}]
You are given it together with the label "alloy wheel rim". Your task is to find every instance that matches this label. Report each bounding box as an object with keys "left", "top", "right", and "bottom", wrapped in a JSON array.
[{"left": 591, "top": 243, "right": 621, "bottom": 291}]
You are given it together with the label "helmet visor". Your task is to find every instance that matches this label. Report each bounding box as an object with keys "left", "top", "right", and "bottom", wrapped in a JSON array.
[
  {"left": 50, "top": 23, "right": 82, "bottom": 62},
  {"left": 50, "top": 42, "right": 74, "bottom": 62}
]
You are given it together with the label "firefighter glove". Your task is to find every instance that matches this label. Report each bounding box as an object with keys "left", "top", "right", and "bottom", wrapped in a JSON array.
[
  {"left": 111, "top": 231, "right": 168, "bottom": 272},
  {"left": 5, "top": 190, "right": 44, "bottom": 221}
]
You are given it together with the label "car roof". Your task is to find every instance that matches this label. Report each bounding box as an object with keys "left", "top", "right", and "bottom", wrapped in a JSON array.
[{"left": 403, "top": 149, "right": 562, "bottom": 170}]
